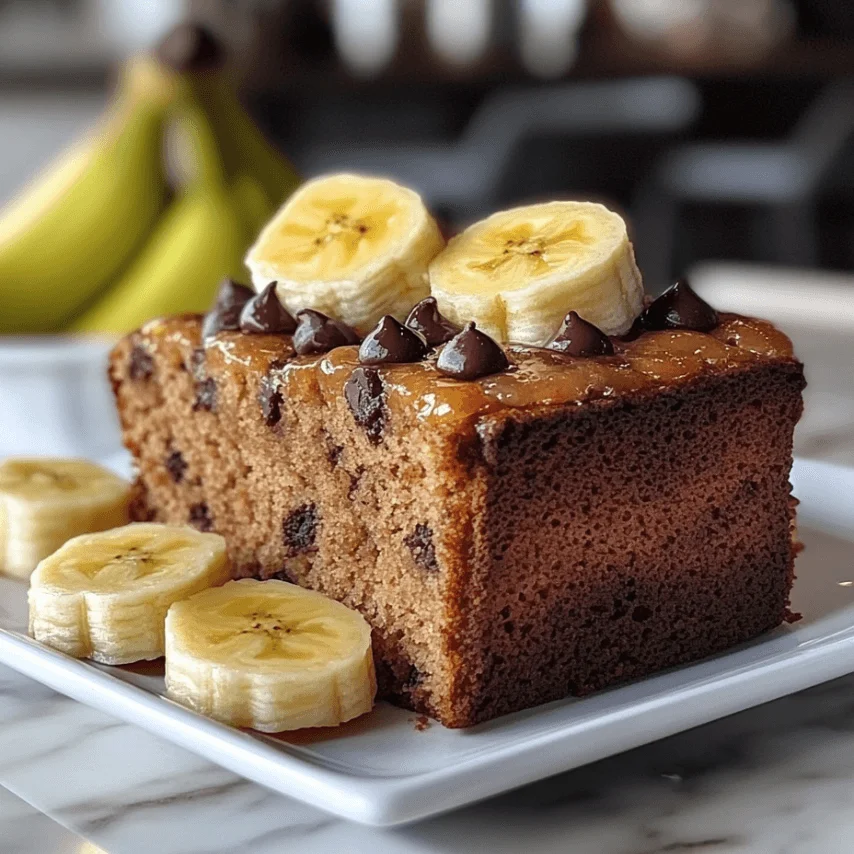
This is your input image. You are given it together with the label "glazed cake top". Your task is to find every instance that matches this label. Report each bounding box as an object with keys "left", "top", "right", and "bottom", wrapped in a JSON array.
[{"left": 138, "top": 309, "right": 796, "bottom": 434}]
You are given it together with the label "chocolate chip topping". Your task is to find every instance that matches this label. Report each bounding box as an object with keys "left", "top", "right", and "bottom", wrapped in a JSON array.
[
  {"left": 155, "top": 23, "right": 225, "bottom": 73},
  {"left": 239, "top": 283, "right": 296, "bottom": 334},
  {"left": 641, "top": 278, "right": 719, "bottom": 333},
  {"left": 359, "top": 315, "right": 429, "bottom": 365},
  {"left": 344, "top": 366, "right": 386, "bottom": 444},
  {"left": 203, "top": 279, "right": 255, "bottom": 338},
  {"left": 292, "top": 309, "right": 360, "bottom": 355},
  {"left": 435, "top": 322, "right": 509, "bottom": 381},
  {"left": 215, "top": 279, "right": 255, "bottom": 310},
  {"left": 547, "top": 311, "right": 614, "bottom": 357},
  {"left": 405, "top": 297, "right": 461, "bottom": 347}
]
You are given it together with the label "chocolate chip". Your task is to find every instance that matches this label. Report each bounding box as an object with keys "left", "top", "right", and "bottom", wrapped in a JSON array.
[
  {"left": 165, "top": 450, "right": 188, "bottom": 483},
  {"left": 404, "top": 523, "right": 439, "bottom": 572},
  {"left": 155, "top": 23, "right": 225, "bottom": 73},
  {"left": 129, "top": 483, "right": 156, "bottom": 522},
  {"left": 405, "top": 297, "right": 461, "bottom": 347},
  {"left": 326, "top": 439, "right": 344, "bottom": 467},
  {"left": 282, "top": 504, "right": 319, "bottom": 555},
  {"left": 239, "top": 283, "right": 297, "bottom": 334},
  {"left": 632, "top": 605, "right": 653, "bottom": 622},
  {"left": 547, "top": 311, "right": 614, "bottom": 357},
  {"left": 215, "top": 279, "right": 255, "bottom": 311},
  {"left": 193, "top": 377, "right": 217, "bottom": 412},
  {"left": 202, "top": 280, "right": 255, "bottom": 338},
  {"left": 258, "top": 375, "right": 283, "bottom": 428},
  {"left": 293, "top": 309, "right": 360, "bottom": 355},
  {"left": 436, "top": 322, "right": 509, "bottom": 381},
  {"left": 348, "top": 465, "right": 365, "bottom": 500},
  {"left": 403, "top": 664, "right": 424, "bottom": 690},
  {"left": 189, "top": 347, "right": 206, "bottom": 380},
  {"left": 641, "top": 278, "right": 719, "bottom": 332},
  {"left": 359, "top": 315, "right": 429, "bottom": 365},
  {"left": 128, "top": 346, "right": 154, "bottom": 381},
  {"left": 344, "top": 366, "right": 386, "bottom": 444},
  {"left": 189, "top": 502, "right": 213, "bottom": 532},
  {"left": 201, "top": 310, "right": 230, "bottom": 339}
]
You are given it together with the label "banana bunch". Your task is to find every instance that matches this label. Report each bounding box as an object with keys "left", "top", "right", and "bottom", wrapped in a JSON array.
[
  {"left": 165, "top": 579, "right": 376, "bottom": 732},
  {"left": 28, "top": 522, "right": 229, "bottom": 664},
  {"left": 0, "top": 458, "right": 130, "bottom": 580},
  {"left": 0, "top": 24, "right": 300, "bottom": 336}
]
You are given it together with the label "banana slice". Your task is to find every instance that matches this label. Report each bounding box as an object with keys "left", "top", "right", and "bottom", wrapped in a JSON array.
[
  {"left": 28, "top": 523, "right": 229, "bottom": 664},
  {"left": 245, "top": 173, "right": 443, "bottom": 332},
  {"left": 429, "top": 201, "right": 644, "bottom": 346},
  {"left": 165, "top": 579, "right": 376, "bottom": 732},
  {"left": 0, "top": 458, "right": 131, "bottom": 580}
]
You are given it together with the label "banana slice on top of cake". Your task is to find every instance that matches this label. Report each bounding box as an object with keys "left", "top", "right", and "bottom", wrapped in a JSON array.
[
  {"left": 429, "top": 200, "right": 643, "bottom": 345},
  {"left": 245, "top": 173, "right": 444, "bottom": 332},
  {"left": 165, "top": 579, "right": 376, "bottom": 732}
]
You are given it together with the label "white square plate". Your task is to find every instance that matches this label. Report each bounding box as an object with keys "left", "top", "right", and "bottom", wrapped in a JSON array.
[{"left": 0, "top": 458, "right": 852, "bottom": 827}]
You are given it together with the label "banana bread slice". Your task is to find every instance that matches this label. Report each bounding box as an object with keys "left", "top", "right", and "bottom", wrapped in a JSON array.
[{"left": 110, "top": 312, "right": 804, "bottom": 727}]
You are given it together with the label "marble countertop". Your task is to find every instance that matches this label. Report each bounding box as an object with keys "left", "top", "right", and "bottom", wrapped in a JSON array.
[{"left": 2, "top": 265, "right": 854, "bottom": 854}]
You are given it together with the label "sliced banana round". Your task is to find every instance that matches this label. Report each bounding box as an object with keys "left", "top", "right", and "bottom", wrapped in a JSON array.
[
  {"left": 0, "top": 457, "right": 130, "bottom": 580},
  {"left": 429, "top": 201, "right": 644, "bottom": 346},
  {"left": 165, "top": 578, "right": 376, "bottom": 732},
  {"left": 245, "top": 173, "right": 443, "bottom": 332},
  {"left": 28, "top": 523, "right": 229, "bottom": 664}
]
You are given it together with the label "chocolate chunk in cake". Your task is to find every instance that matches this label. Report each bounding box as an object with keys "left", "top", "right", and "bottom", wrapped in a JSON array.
[
  {"left": 282, "top": 504, "right": 320, "bottom": 555},
  {"left": 404, "top": 524, "right": 439, "bottom": 572},
  {"left": 188, "top": 502, "right": 213, "bottom": 532},
  {"left": 165, "top": 450, "right": 188, "bottom": 483},
  {"left": 128, "top": 346, "right": 154, "bottom": 381},
  {"left": 344, "top": 366, "right": 387, "bottom": 444}
]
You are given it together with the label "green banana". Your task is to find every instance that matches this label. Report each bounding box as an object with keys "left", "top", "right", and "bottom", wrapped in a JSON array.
[
  {"left": 0, "top": 57, "right": 176, "bottom": 333},
  {"left": 231, "top": 170, "right": 276, "bottom": 280},
  {"left": 71, "top": 90, "right": 245, "bottom": 335},
  {"left": 69, "top": 187, "right": 244, "bottom": 334}
]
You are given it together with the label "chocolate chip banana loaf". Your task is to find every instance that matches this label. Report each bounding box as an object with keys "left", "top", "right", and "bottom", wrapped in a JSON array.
[{"left": 110, "top": 280, "right": 805, "bottom": 727}]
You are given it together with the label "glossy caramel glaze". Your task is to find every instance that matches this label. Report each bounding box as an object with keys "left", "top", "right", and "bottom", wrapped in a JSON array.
[{"left": 140, "top": 313, "right": 796, "bottom": 430}]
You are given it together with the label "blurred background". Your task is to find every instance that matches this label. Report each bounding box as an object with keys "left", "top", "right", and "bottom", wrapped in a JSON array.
[
  {"left": 0, "top": 0, "right": 853, "bottom": 462},
  {"left": 3, "top": 0, "right": 854, "bottom": 283}
]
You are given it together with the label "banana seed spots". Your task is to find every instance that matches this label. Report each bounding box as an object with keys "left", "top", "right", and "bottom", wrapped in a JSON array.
[
  {"left": 267, "top": 191, "right": 404, "bottom": 278},
  {"left": 470, "top": 220, "right": 594, "bottom": 276}
]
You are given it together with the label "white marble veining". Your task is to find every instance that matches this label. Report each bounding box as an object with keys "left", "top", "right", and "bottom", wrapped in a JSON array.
[
  {"left": 7, "top": 661, "right": 854, "bottom": 853},
  {"left": 2, "top": 268, "right": 854, "bottom": 853}
]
